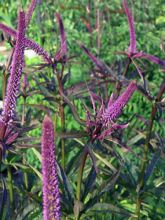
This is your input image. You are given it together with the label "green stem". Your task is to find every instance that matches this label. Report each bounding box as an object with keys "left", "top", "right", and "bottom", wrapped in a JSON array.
[
  {"left": 21, "top": 97, "right": 29, "bottom": 190},
  {"left": 7, "top": 166, "right": 14, "bottom": 208},
  {"left": 135, "top": 81, "right": 165, "bottom": 219}
]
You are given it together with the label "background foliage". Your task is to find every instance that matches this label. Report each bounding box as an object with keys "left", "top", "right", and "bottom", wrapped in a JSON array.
[{"left": 0, "top": 0, "right": 165, "bottom": 219}]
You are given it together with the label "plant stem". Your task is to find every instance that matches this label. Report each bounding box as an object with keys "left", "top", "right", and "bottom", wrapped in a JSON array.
[
  {"left": 96, "top": 0, "right": 101, "bottom": 53},
  {"left": 116, "top": 57, "right": 131, "bottom": 97},
  {"left": 7, "top": 166, "right": 14, "bottom": 209},
  {"left": 21, "top": 96, "right": 29, "bottom": 190},
  {"left": 123, "top": 57, "right": 131, "bottom": 77},
  {"left": 54, "top": 65, "right": 66, "bottom": 169},
  {"left": 135, "top": 81, "right": 165, "bottom": 219}
]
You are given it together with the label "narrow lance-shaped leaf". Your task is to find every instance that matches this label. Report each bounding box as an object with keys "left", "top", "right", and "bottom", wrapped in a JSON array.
[
  {"left": 79, "top": 43, "right": 113, "bottom": 75},
  {"left": 139, "top": 53, "right": 165, "bottom": 67},
  {"left": 42, "top": 115, "right": 61, "bottom": 220}
]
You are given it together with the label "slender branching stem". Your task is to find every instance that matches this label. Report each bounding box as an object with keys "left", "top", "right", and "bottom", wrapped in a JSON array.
[
  {"left": 135, "top": 81, "right": 165, "bottom": 219},
  {"left": 116, "top": 57, "right": 131, "bottom": 97},
  {"left": 55, "top": 64, "right": 66, "bottom": 169},
  {"left": 21, "top": 96, "right": 29, "bottom": 190},
  {"left": 96, "top": 0, "right": 101, "bottom": 53},
  {"left": 123, "top": 57, "right": 131, "bottom": 77}
]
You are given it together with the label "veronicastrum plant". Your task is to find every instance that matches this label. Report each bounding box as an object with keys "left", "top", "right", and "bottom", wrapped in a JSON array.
[{"left": 0, "top": 0, "right": 164, "bottom": 219}]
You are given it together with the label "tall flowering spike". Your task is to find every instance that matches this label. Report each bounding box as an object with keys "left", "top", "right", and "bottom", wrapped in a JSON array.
[
  {"left": 42, "top": 115, "right": 61, "bottom": 220},
  {"left": 25, "top": 0, "right": 37, "bottom": 27},
  {"left": 122, "top": 0, "right": 165, "bottom": 69},
  {"left": 0, "top": 23, "right": 52, "bottom": 63},
  {"left": 1, "top": 11, "right": 26, "bottom": 123},
  {"left": 55, "top": 13, "right": 67, "bottom": 62},
  {"left": 102, "top": 81, "right": 137, "bottom": 123},
  {"left": 123, "top": 0, "right": 136, "bottom": 54}
]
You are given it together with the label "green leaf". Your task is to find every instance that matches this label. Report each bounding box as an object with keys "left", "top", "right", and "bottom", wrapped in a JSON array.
[
  {"left": 28, "top": 164, "right": 42, "bottom": 180},
  {"left": 31, "top": 148, "right": 42, "bottom": 163},
  {"left": 90, "top": 203, "right": 135, "bottom": 217}
]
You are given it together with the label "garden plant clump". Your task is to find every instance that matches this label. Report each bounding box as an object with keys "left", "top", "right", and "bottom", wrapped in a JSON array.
[{"left": 0, "top": 0, "right": 164, "bottom": 219}]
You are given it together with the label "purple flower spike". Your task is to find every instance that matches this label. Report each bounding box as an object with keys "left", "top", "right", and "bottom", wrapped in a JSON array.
[
  {"left": 123, "top": 0, "right": 165, "bottom": 69},
  {"left": 55, "top": 13, "right": 67, "bottom": 62},
  {"left": 1, "top": 11, "right": 26, "bottom": 124},
  {"left": 25, "top": 0, "right": 37, "bottom": 27},
  {"left": 102, "top": 81, "right": 137, "bottom": 124},
  {"left": 123, "top": 0, "right": 136, "bottom": 55},
  {"left": 42, "top": 115, "right": 61, "bottom": 220},
  {"left": 25, "top": 38, "right": 52, "bottom": 63},
  {"left": 86, "top": 81, "right": 137, "bottom": 142},
  {"left": 0, "top": 23, "right": 52, "bottom": 63}
]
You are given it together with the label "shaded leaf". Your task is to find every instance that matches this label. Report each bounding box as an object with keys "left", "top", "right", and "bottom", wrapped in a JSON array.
[
  {"left": 81, "top": 166, "right": 97, "bottom": 201},
  {"left": 144, "top": 151, "right": 161, "bottom": 182}
]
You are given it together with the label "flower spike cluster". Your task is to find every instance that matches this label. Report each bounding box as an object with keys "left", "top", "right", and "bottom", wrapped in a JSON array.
[
  {"left": 86, "top": 81, "right": 137, "bottom": 142},
  {"left": 123, "top": 0, "right": 165, "bottom": 68},
  {"left": 0, "top": 4, "right": 67, "bottom": 65},
  {"left": 42, "top": 115, "right": 61, "bottom": 220}
]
